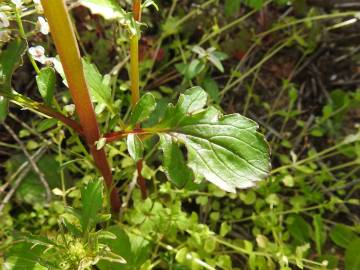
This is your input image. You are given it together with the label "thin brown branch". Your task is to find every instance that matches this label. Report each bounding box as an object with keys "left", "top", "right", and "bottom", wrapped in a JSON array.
[{"left": 3, "top": 123, "right": 52, "bottom": 202}]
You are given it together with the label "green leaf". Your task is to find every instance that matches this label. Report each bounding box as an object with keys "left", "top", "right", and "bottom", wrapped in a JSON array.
[
  {"left": 127, "top": 134, "right": 144, "bottom": 162},
  {"left": 36, "top": 67, "right": 56, "bottom": 105},
  {"left": 155, "top": 87, "right": 270, "bottom": 192},
  {"left": 130, "top": 93, "right": 156, "bottom": 126},
  {"left": 208, "top": 52, "right": 224, "bottom": 73},
  {"left": 345, "top": 237, "right": 360, "bottom": 270},
  {"left": 313, "top": 215, "right": 325, "bottom": 255},
  {"left": 330, "top": 224, "right": 357, "bottom": 248},
  {"left": 52, "top": 58, "right": 115, "bottom": 113},
  {"left": 0, "top": 39, "right": 27, "bottom": 91},
  {"left": 202, "top": 77, "right": 220, "bottom": 103},
  {"left": 0, "top": 39, "right": 27, "bottom": 122},
  {"left": 78, "top": 0, "right": 125, "bottom": 20},
  {"left": 159, "top": 134, "right": 193, "bottom": 187},
  {"left": 78, "top": 0, "right": 138, "bottom": 35},
  {"left": 83, "top": 59, "right": 115, "bottom": 114},
  {"left": 80, "top": 179, "right": 103, "bottom": 233},
  {"left": 186, "top": 59, "right": 205, "bottom": 79},
  {"left": 4, "top": 242, "right": 48, "bottom": 270},
  {"left": 36, "top": 118, "right": 58, "bottom": 132},
  {"left": 287, "top": 215, "right": 311, "bottom": 243}
]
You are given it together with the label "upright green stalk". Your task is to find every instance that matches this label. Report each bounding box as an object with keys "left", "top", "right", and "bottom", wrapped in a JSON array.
[
  {"left": 40, "top": 0, "right": 120, "bottom": 212},
  {"left": 130, "top": 0, "right": 147, "bottom": 199}
]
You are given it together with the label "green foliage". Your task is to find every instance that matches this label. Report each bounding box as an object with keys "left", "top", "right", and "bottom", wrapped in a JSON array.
[
  {"left": 159, "top": 133, "right": 193, "bottom": 187},
  {"left": 3, "top": 179, "right": 127, "bottom": 269},
  {"left": 127, "top": 134, "right": 144, "bottom": 161},
  {"left": 345, "top": 238, "right": 360, "bottom": 270},
  {"left": 0, "top": 39, "right": 27, "bottom": 122},
  {"left": 154, "top": 87, "right": 270, "bottom": 192},
  {"left": 1, "top": 0, "right": 360, "bottom": 270},
  {"left": 36, "top": 67, "right": 56, "bottom": 105},
  {"left": 130, "top": 92, "right": 156, "bottom": 126}
]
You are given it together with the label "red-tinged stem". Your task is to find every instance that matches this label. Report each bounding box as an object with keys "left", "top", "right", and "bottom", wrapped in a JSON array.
[
  {"left": 41, "top": 0, "right": 120, "bottom": 212},
  {"left": 130, "top": 0, "right": 147, "bottom": 199},
  {"left": 1, "top": 90, "right": 83, "bottom": 134}
]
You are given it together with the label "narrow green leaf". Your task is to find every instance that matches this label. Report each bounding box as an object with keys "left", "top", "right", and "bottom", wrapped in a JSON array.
[
  {"left": 127, "top": 134, "right": 144, "bottom": 162},
  {"left": 345, "top": 237, "right": 360, "bottom": 270},
  {"left": 82, "top": 59, "right": 115, "bottom": 114},
  {"left": 130, "top": 92, "right": 156, "bottom": 126},
  {"left": 313, "top": 215, "right": 325, "bottom": 255},
  {"left": 36, "top": 118, "right": 58, "bottom": 132},
  {"left": 36, "top": 67, "right": 56, "bottom": 105},
  {"left": 80, "top": 179, "right": 103, "bottom": 233},
  {"left": 156, "top": 87, "right": 270, "bottom": 192},
  {"left": 159, "top": 134, "right": 193, "bottom": 187}
]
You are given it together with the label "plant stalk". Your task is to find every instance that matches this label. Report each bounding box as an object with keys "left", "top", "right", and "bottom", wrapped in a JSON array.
[
  {"left": 40, "top": 0, "right": 120, "bottom": 212},
  {"left": 130, "top": 0, "right": 147, "bottom": 199}
]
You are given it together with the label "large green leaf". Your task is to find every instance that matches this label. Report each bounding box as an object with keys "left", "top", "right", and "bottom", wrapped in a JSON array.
[
  {"left": 80, "top": 179, "right": 103, "bottom": 233},
  {"left": 0, "top": 39, "right": 27, "bottom": 122},
  {"left": 154, "top": 87, "right": 270, "bottom": 192}
]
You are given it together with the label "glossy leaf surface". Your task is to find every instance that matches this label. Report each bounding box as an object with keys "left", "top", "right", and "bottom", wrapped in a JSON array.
[{"left": 155, "top": 87, "right": 270, "bottom": 192}]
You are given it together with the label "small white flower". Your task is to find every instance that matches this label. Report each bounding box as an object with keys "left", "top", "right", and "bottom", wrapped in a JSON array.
[
  {"left": 0, "top": 12, "right": 9, "bottom": 28},
  {"left": 33, "top": 0, "right": 40, "bottom": 3},
  {"left": 37, "top": 16, "right": 49, "bottom": 35},
  {"left": 64, "top": 104, "right": 76, "bottom": 115},
  {"left": 0, "top": 30, "right": 10, "bottom": 42},
  {"left": 11, "top": 0, "right": 22, "bottom": 8},
  {"left": 29, "top": 45, "right": 46, "bottom": 64}
]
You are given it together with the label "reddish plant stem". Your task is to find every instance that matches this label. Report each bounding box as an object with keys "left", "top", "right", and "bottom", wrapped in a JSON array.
[
  {"left": 40, "top": 106, "right": 83, "bottom": 134},
  {"left": 1, "top": 90, "right": 83, "bottom": 134},
  {"left": 41, "top": 0, "right": 120, "bottom": 212},
  {"left": 133, "top": 0, "right": 142, "bottom": 21}
]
